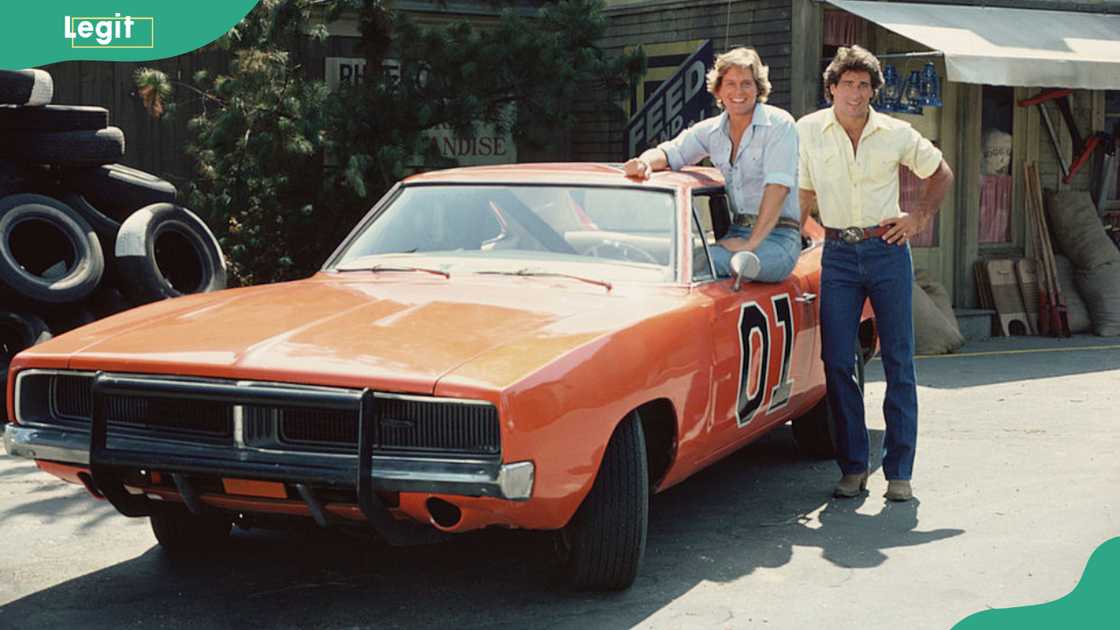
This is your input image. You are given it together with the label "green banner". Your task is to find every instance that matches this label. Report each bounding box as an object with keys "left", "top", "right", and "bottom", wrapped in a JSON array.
[
  {"left": 0, "top": 1, "right": 260, "bottom": 69},
  {"left": 954, "top": 537, "right": 1120, "bottom": 629}
]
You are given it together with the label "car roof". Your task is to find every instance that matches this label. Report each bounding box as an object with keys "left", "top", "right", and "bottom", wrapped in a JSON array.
[{"left": 403, "top": 162, "right": 724, "bottom": 191}]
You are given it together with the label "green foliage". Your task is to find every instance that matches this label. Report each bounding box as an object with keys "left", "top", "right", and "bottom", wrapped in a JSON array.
[
  {"left": 137, "top": 0, "right": 640, "bottom": 286},
  {"left": 133, "top": 67, "right": 172, "bottom": 118}
]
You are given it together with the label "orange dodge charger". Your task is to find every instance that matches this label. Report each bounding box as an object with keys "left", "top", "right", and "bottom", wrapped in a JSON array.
[{"left": 4, "top": 163, "right": 876, "bottom": 591}]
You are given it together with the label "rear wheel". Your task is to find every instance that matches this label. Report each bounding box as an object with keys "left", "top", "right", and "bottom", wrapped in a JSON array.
[
  {"left": 792, "top": 341, "right": 866, "bottom": 459},
  {"left": 149, "top": 505, "right": 232, "bottom": 551},
  {"left": 555, "top": 411, "right": 648, "bottom": 591}
]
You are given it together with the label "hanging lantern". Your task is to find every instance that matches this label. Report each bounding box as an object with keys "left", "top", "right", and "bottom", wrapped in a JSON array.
[
  {"left": 901, "top": 69, "right": 924, "bottom": 114},
  {"left": 920, "top": 62, "right": 943, "bottom": 107},
  {"left": 880, "top": 63, "right": 901, "bottom": 112}
]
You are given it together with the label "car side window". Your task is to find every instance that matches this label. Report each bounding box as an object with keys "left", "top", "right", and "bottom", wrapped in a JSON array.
[
  {"left": 692, "top": 191, "right": 731, "bottom": 247},
  {"left": 690, "top": 211, "right": 714, "bottom": 282}
]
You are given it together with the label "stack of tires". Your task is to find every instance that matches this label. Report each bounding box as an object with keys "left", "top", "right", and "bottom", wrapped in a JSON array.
[{"left": 1, "top": 69, "right": 227, "bottom": 421}]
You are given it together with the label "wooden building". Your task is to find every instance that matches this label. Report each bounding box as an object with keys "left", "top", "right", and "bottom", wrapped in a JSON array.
[{"left": 578, "top": 0, "right": 1120, "bottom": 308}]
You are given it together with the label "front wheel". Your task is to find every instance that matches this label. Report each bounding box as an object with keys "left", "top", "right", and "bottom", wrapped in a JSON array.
[
  {"left": 149, "top": 504, "right": 231, "bottom": 552},
  {"left": 555, "top": 411, "right": 648, "bottom": 591}
]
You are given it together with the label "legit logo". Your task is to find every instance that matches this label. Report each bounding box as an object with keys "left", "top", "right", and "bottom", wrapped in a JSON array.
[{"left": 64, "top": 14, "right": 154, "bottom": 48}]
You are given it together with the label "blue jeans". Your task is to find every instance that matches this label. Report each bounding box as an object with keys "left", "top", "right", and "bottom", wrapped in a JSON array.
[
  {"left": 710, "top": 225, "right": 801, "bottom": 281},
  {"left": 820, "top": 237, "right": 918, "bottom": 480}
]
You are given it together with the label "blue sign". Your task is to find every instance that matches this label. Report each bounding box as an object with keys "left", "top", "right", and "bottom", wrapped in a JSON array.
[{"left": 626, "top": 40, "right": 714, "bottom": 156}]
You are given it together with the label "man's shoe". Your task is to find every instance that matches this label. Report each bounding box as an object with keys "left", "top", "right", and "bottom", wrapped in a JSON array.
[
  {"left": 833, "top": 472, "right": 868, "bottom": 498},
  {"left": 884, "top": 480, "right": 913, "bottom": 502}
]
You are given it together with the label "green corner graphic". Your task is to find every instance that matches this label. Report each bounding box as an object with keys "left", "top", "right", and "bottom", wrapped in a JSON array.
[
  {"left": 2, "top": 1, "right": 260, "bottom": 69},
  {"left": 954, "top": 537, "right": 1120, "bottom": 629}
]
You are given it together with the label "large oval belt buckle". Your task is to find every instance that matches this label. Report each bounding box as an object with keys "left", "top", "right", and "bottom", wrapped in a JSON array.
[{"left": 841, "top": 227, "right": 863, "bottom": 244}]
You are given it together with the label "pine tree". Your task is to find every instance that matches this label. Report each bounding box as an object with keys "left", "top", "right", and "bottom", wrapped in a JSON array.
[{"left": 138, "top": 0, "right": 640, "bottom": 285}]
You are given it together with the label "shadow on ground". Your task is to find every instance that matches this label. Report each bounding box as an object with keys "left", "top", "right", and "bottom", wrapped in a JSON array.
[{"left": 1, "top": 427, "right": 963, "bottom": 630}]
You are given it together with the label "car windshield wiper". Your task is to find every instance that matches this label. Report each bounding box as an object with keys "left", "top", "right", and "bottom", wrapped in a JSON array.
[
  {"left": 336, "top": 263, "right": 450, "bottom": 278},
  {"left": 475, "top": 268, "right": 612, "bottom": 291}
]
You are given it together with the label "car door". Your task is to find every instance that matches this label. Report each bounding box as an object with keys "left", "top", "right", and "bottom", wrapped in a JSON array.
[{"left": 689, "top": 190, "right": 820, "bottom": 463}]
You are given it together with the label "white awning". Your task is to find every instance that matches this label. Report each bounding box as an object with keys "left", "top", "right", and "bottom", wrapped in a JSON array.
[{"left": 827, "top": 1, "right": 1120, "bottom": 90}]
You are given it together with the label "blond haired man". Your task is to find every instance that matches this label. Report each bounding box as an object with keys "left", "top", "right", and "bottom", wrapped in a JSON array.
[
  {"left": 624, "top": 47, "right": 801, "bottom": 282},
  {"left": 797, "top": 46, "right": 953, "bottom": 502}
]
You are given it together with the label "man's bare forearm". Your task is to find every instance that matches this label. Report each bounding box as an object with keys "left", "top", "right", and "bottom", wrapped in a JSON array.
[
  {"left": 744, "top": 184, "right": 789, "bottom": 250},
  {"left": 916, "top": 160, "right": 953, "bottom": 221}
]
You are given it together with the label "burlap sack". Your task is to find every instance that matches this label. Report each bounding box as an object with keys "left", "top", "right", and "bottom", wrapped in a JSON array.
[
  {"left": 1075, "top": 260, "right": 1120, "bottom": 336},
  {"left": 915, "top": 270, "right": 956, "bottom": 328},
  {"left": 1045, "top": 191, "right": 1120, "bottom": 271},
  {"left": 1053, "top": 255, "right": 1092, "bottom": 334},
  {"left": 913, "top": 280, "right": 964, "bottom": 354}
]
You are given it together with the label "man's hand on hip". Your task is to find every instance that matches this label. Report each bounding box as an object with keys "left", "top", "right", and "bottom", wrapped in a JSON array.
[{"left": 879, "top": 213, "right": 928, "bottom": 245}]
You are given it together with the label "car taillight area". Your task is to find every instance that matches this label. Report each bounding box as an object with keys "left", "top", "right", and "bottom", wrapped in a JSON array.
[{"left": 14, "top": 369, "right": 501, "bottom": 460}]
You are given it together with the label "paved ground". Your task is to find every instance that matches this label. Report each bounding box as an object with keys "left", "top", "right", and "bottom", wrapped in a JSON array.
[{"left": 1, "top": 336, "right": 1117, "bottom": 629}]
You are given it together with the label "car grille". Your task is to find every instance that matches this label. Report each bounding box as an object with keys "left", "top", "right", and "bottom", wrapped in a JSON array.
[
  {"left": 245, "top": 405, "right": 359, "bottom": 449},
  {"left": 54, "top": 373, "right": 93, "bottom": 421},
  {"left": 244, "top": 396, "right": 501, "bottom": 457},
  {"left": 104, "top": 395, "right": 234, "bottom": 438},
  {"left": 19, "top": 371, "right": 500, "bottom": 458},
  {"left": 378, "top": 396, "right": 501, "bottom": 455}
]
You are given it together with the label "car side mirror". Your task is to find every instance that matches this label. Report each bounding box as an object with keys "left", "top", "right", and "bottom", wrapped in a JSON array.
[{"left": 730, "top": 251, "right": 761, "bottom": 291}]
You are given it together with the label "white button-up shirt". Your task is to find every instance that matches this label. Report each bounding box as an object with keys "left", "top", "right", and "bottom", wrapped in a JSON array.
[
  {"left": 658, "top": 103, "right": 800, "bottom": 223},
  {"left": 797, "top": 107, "right": 942, "bottom": 228}
]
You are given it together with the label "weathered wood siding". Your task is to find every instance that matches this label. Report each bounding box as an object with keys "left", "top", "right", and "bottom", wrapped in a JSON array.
[{"left": 574, "top": 0, "right": 793, "bottom": 162}]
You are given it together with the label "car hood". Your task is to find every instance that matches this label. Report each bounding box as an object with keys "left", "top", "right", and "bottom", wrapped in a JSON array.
[{"left": 31, "top": 274, "right": 682, "bottom": 393}]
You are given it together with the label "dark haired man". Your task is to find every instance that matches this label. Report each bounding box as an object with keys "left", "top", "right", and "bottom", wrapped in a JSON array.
[{"left": 797, "top": 45, "right": 953, "bottom": 502}]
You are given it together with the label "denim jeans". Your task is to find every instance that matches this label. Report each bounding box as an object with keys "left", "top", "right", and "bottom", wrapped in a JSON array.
[
  {"left": 709, "top": 224, "right": 801, "bottom": 281},
  {"left": 820, "top": 236, "right": 917, "bottom": 480}
]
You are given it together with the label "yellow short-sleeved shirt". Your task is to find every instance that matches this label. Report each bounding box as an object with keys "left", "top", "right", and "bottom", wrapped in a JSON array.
[{"left": 797, "top": 107, "right": 943, "bottom": 229}]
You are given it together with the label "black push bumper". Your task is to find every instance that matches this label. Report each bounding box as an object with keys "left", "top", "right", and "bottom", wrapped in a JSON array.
[{"left": 5, "top": 373, "right": 534, "bottom": 545}]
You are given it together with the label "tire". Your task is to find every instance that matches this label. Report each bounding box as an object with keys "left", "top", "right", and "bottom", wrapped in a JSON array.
[
  {"left": 87, "top": 285, "right": 134, "bottom": 317},
  {"left": 57, "top": 193, "right": 121, "bottom": 269},
  {"left": 0, "top": 105, "right": 109, "bottom": 132},
  {"left": 0, "top": 194, "right": 104, "bottom": 305},
  {"left": 0, "top": 69, "right": 52, "bottom": 106},
  {"left": 555, "top": 411, "right": 648, "bottom": 591},
  {"left": 40, "top": 299, "right": 98, "bottom": 336},
  {"left": 0, "top": 312, "right": 51, "bottom": 422},
  {"left": 0, "top": 127, "right": 125, "bottom": 166},
  {"left": 0, "top": 160, "right": 27, "bottom": 198},
  {"left": 115, "top": 203, "right": 227, "bottom": 304},
  {"left": 792, "top": 341, "right": 867, "bottom": 459},
  {"left": 65, "top": 164, "right": 177, "bottom": 221},
  {"left": 150, "top": 504, "right": 232, "bottom": 551}
]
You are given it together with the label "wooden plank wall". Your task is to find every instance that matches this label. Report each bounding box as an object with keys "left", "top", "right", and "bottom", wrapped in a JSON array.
[
  {"left": 42, "top": 50, "right": 231, "bottom": 190},
  {"left": 574, "top": 0, "right": 793, "bottom": 162},
  {"left": 40, "top": 35, "right": 365, "bottom": 190},
  {"left": 1035, "top": 89, "right": 1096, "bottom": 193}
]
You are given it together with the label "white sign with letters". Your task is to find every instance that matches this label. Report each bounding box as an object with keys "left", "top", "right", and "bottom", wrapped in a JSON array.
[{"left": 325, "top": 57, "right": 516, "bottom": 166}]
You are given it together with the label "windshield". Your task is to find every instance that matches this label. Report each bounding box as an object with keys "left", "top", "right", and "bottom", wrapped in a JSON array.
[{"left": 330, "top": 184, "right": 677, "bottom": 282}]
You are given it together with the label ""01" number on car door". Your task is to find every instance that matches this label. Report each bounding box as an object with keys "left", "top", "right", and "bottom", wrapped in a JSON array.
[{"left": 736, "top": 293, "right": 794, "bottom": 427}]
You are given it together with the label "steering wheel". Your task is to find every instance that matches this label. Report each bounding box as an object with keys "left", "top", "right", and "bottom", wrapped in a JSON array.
[{"left": 586, "top": 239, "right": 660, "bottom": 265}]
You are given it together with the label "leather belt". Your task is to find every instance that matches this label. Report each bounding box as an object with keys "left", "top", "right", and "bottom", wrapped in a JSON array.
[
  {"left": 824, "top": 225, "right": 890, "bottom": 244},
  {"left": 733, "top": 214, "right": 801, "bottom": 231}
]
